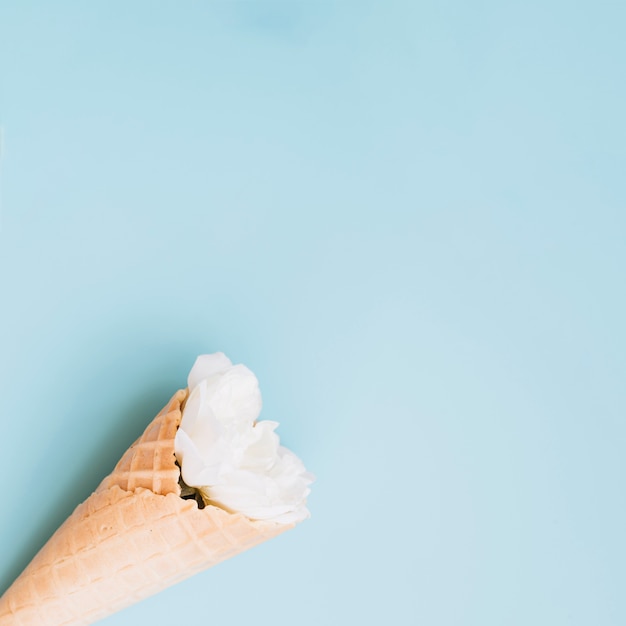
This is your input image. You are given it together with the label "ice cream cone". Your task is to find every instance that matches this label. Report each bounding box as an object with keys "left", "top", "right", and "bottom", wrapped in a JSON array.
[{"left": 0, "top": 390, "right": 293, "bottom": 626}]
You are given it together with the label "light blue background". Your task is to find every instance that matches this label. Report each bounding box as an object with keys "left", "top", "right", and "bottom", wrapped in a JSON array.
[{"left": 1, "top": 2, "right": 625, "bottom": 625}]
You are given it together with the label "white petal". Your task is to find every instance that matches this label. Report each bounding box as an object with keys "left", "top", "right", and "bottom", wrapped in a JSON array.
[
  {"left": 202, "top": 365, "right": 262, "bottom": 429},
  {"left": 174, "top": 428, "right": 222, "bottom": 486},
  {"left": 180, "top": 383, "right": 223, "bottom": 454},
  {"left": 234, "top": 421, "right": 280, "bottom": 471},
  {"left": 188, "top": 353, "right": 232, "bottom": 391}
]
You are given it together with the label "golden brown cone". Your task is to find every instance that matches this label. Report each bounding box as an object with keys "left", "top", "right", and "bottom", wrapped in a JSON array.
[{"left": 0, "top": 390, "right": 293, "bottom": 625}]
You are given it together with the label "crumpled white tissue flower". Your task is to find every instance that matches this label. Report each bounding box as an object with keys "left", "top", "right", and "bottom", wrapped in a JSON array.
[{"left": 174, "top": 353, "right": 314, "bottom": 524}]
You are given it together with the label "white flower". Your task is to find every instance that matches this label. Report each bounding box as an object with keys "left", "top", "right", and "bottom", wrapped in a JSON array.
[{"left": 174, "top": 353, "right": 313, "bottom": 524}]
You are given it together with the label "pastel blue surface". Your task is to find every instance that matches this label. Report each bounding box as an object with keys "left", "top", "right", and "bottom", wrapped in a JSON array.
[{"left": 1, "top": 2, "right": 625, "bottom": 625}]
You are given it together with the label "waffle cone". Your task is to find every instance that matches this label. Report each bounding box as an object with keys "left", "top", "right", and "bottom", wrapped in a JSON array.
[{"left": 0, "top": 390, "right": 293, "bottom": 625}]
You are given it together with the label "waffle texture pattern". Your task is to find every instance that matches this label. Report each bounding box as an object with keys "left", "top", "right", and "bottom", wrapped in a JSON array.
[{"left": 0, "top": 391, "right": 292, "bottom": 625}]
